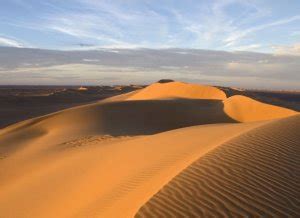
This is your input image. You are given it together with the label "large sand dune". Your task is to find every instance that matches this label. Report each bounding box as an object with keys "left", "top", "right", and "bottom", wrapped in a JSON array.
[{"left": 0, "top": 81, "right": 298, "bottom": 217}]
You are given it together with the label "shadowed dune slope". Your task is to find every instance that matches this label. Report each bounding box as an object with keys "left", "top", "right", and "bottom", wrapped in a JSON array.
[
  {"left": 135, "top": 114, "right": 300, "bottom": 218},
  {"left": 223, "top": 95, "right": 297, "bottom": 122},
  {"left": 127, "top": 82, "right": 227, "bottom": 100},
  {"left": 0, "top": 99, "right": 235, "bottom": 156}
]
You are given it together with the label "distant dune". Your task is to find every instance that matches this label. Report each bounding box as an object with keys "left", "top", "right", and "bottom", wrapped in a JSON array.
[{"left": 0, "top": 81, "right": 298, "bottom": 217}]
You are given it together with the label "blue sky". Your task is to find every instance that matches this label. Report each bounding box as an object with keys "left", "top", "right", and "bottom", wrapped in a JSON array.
[{"left": 0, "top": 0, "right": 300, "bottom": 53}]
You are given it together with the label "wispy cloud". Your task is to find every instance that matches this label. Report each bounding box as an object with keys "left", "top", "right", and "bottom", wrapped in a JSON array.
[
  {"left": 41, "top": 1, "right": 170, "bottom": 48},
  {"left": 1, "top": 0, "right": 300, "bottom": 52},
  {"left": 273, "top": 43, "right": 300, "bottom": 56},
  {"left": 224, "top": 15, "right": 300, "bottom": 47},
  {"left": 1, "top": 47, "right": 299, "bottom": 89},
  {"left": 231, "top": 44, "right": 262, "bottom": 51},
  {"left": 47, "top": 12, "right": 123, "bottom": 40},
  {"left": 169, "top": 0, "right": 271, "bottom": 49},
  {"left": 0, "top": 36, "right": 24, "bottom": 47}
]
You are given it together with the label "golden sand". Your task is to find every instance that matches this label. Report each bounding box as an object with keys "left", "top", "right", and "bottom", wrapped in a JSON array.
[{"left": 0, "top": 81, "right": 298, "bottom": 217}]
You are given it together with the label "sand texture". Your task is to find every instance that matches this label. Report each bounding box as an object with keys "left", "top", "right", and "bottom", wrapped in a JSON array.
[
  {"left": 136, "top": 114, "right": 300, "bottom": 217},
  {"left": 0, "top": 81, "right": 298, "bottom": 218}
]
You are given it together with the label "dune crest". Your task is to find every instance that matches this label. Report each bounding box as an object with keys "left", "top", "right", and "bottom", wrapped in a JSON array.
[
  {"left": 127, "top": 81, "right": 227, "bottom": 100},
  {"left": 223, "top": 95, "right": 297, "bottom": 122}
]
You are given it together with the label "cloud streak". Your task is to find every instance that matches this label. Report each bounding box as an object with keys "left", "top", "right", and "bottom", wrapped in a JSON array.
[
  {"left": 273, "top": 44, "right": 300, "bottom": 56},
  {"left": 0, "top": 36, "right": 24, "bottom": 47},
  {"left": 224, "top": 15, "right": 300, "bottom": 47},
  {"left": 0, "top": 0, "right": 300, "bottom": 53},
  {"left": 0, "top": 47, "right": 299, "bottom": 89}
]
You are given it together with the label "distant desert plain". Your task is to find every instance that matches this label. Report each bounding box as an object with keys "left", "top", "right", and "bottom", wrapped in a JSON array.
[{"left": 0, "top": 80, "right": 299, "bottom": 217}]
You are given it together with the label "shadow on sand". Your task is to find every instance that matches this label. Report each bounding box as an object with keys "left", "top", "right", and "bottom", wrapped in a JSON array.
[{"left": 89, "top": 98, "right": 237, "bottom": 136}]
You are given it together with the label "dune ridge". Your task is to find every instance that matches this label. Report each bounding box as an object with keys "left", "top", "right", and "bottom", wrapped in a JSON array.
[
  {"left": 127, "top": 81, "right": 227, "bottom": 100},
  {"left": 135, "top": 114, "right": 300, "bottom": 217},
  {"left": 223, "top": 95, "right": 297, "bottom": 122}
]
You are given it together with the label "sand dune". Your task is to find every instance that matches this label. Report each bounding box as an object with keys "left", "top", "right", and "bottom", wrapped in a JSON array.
[
  {"left": 0, "top": 81, "right": 298, "bottom": 218},
  {"left": 224, "top": 95, "right": 297, "bottom": 122},
  {"left": 136, "top": 114, "right": 300, "bottom": 217},
  {"left": 127, "top": 81, "right": 227, "bottom": 100}
]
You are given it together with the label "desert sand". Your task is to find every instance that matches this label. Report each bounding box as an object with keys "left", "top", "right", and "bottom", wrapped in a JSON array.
[{"left": 0, "top": 81, "right": 298, "bottom": 218}]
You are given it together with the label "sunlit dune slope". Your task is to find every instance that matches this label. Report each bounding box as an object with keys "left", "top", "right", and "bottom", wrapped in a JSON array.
[
  {"left": 135, "top": 114, "right": 300, "bottom": 218},
  {"left": 127, "top": 81, "right": 227, "bottom": 100},
  {"left": 223, "top": 95, "right": 297, "bottom": 122},
  {"left": 0, "top": 121, "right": 265, "bottom": 218}
]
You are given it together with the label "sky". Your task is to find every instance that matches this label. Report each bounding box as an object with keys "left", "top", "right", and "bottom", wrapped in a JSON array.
[
  {"left": 0, "top": 0, "right": 299, "bottom": 89},
  {"left": 0, "top": 0, "right": 300, "bottom": 54},
  {"left": 1, "top": 47, "right": 300, "bottom": 89}
]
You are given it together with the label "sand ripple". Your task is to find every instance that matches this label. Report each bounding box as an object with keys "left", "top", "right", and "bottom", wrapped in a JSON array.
[{"left": 136, "top": 115, "right": 300, "bottom": 217}]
